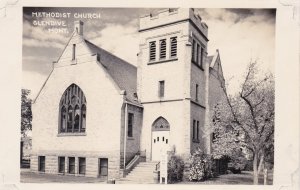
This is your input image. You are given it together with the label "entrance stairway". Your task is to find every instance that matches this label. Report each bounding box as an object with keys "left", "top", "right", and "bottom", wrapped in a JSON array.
[{"left": 117, "top": 161, "right": 159, "bottom": 184}]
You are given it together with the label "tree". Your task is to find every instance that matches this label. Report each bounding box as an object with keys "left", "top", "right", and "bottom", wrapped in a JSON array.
[
  {"left": 21, "top": 89, "right": 32, "bottom": 137},
  {"left": 211, "top": 61, "right": 274, "bottom": 184}
]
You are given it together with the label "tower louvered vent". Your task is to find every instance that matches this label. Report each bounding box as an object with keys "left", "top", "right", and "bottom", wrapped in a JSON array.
[
  {"left": 149, "top": 41, "right": 156, "bottom": 61},
  {"left": 159, "top": 39, "right": 166, "bottom": 59},
  {"left": 170, "top": 37, "right": 177, "bottom": 58}
]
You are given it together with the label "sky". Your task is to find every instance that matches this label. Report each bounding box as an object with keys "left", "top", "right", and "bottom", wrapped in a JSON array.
[{"left": 22, "top": 7, "right": 276, "bottom": 99}]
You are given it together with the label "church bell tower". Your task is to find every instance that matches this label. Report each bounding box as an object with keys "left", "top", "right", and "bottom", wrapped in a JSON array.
[{"left": 137, "top": 8, "right": 210, "bottom": 161}]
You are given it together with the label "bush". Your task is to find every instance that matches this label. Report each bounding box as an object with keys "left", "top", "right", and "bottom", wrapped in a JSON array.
[
  {"left": 167, "top": 155, "right": 184, "bottom": 183},
  {"left": 188, "top": 148, "right": 216, "bottom": 181},
  {"left": 227, "top": 148, "right": 247, "bottom": 173}
]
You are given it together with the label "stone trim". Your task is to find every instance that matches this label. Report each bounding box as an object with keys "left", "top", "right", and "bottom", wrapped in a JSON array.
[{"left": 139, "top": 19, "right": 209, "bottom": 42}]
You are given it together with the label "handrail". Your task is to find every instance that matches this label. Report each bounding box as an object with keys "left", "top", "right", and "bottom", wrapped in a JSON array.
[
  {"left": 155, "top": 162, "right": 160, "bottom": 171},
  {"left": 126, "top": 155, "right": 140, "bottom": 170}
]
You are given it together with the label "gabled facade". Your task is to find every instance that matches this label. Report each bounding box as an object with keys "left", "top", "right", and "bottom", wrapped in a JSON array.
[
  {"left": 31, "top": 21, "right": 143, "bottom": 178},
  {"left": 30, "top": 8, "right": 225, "bottom": 180}
]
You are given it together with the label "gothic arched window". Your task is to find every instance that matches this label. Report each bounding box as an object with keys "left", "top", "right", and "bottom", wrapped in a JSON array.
[
  {"left": 152, "top": 116, "right": 170, "bottom": 131},
  {"left": 59, "top": 84, "right": 87, "bottom": 133}
]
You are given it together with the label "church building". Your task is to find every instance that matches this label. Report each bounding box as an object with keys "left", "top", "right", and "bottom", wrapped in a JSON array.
[{"left": 30, "top": 8, "right": 225, "bottom": 180}]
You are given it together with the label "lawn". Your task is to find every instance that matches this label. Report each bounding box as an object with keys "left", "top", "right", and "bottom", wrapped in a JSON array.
[
  {"left": 21, "top": 169, "right": 273, "bottom": 185},
  {"left": 179, "top": 171, "right": 273, "bottom": 185}
]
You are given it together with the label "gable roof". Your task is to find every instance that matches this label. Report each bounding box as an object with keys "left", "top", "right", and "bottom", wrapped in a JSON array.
[
  {"left": 207, "top": 56, "right": 214, "bottom": 67},
  {"left": 84, "top": 40, "right": 139, "bottom": 104},
  {"left": 207, "top": 49, "right": 225, "bottom": 82}
]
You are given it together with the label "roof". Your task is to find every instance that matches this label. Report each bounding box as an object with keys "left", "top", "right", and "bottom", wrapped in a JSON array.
[
  {"left": 207, "top": 56, "right": 214, "bottom": 67},
  {"left": 84, "top": 40, "right": 140, "bottom": 105},
  {"left": 207, "top": 49, "right": 225, "bottom": 83}
]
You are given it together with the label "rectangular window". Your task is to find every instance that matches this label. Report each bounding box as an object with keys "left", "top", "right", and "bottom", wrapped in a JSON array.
[
  {"left": 58, "top": 157, "right": 65, "bottom": 173},
  {"left": 72, "top": 44, "right": 76, "bottom": 61},
  {"left": 192, "top": 120, "right": 196, "bottom": 140},
  {"left": 196, "top": 84, "right": 199, "bottom": 102},
  {"left": 192, "top": 40, "right": 195, "bottom": 62},
  {"left": 128, "top": 113, "right": 134, "bottom": 137},
  {"left": 38, "top": 156, "right": 45, "bottom": 172},
  {"left": 68, "top": 157, "right": 75, "bottom": 174},
  {"left": 159, "top": 80, "right": 165, "bottom": 97},
  {"left": 78, "top": 157, "right": 86, "bottom": 175},
  {"left": 149, "top": 41, "right": 156, "bottom": 61},
  {"left": 159, "top": 39, "right": 166, "bottom": 60},
  {"left": 196, "top": 121, "right": 199, "bottom": 141},
  {"left": 196, "top": 43, "right": 200, "bottom": 65},
  {"left": 200, "top": 47, "right": 204, "bottom": 68},
  {"left": 170, "top": 37, "right": 177, "bottom": 58},
  {"left": 99, "top": 158, "right": 108, "bottom": 176}
]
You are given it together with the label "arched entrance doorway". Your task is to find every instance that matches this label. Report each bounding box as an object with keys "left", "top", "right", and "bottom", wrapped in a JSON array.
[{"left": 151, "top": 117, "right": 170, "bottom": 161}]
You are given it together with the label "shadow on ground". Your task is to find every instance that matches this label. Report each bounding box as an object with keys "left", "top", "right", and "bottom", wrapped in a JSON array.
[
  {"left": 180, "top": 171, "right": 273, "bottom": 185},
  {"left": 21, "top": 169, "right": 273, "bottom": 185},
  {"left": 21, "top": 169, "right": 107, "bottom": 183}
]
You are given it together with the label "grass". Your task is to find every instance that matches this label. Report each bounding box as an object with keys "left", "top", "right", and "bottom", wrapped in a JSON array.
[
  {"left": 21, "top": 169, "right": 273, "bottom": 185},
  {"left": 179, "top": 171, "right": 273, "bottom": 185}
]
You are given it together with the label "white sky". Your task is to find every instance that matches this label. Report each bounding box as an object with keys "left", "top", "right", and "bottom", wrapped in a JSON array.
[{"left": 22, "top": 8, "right": 275, "bottom": 99}]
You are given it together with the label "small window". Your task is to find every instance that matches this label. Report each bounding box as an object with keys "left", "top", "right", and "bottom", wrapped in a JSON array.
[
  {"left": 196, "top": 121, "right": 199, "bottom": 141},
  {"left": 159, "top": 80, "right": 165, "bottom": 97},
  {"left": 196, "top": 84, "right": 199, "bottom": 102},
  {"left": 192, "top": 120, "right": 196, "bottom": 140},
  {"left": 68, "top": 157, "right": 75, "bottom": 174},
  {"left": 128, "top": 113, "right": 134, "bottom": 137},
  {"left": 170, "top": 37, "right": 177, "bottom": 58},
  {"left": 192, "top": 40, "right": 196, "bottom": 62},
  {"left": 96, "top": 53, "right": 100, "bottom": 62},
  {"left": 196, "top": 44, "right": 200, "bottom": 65},
  {"left": 157, "top": 137, "right": 159, "bottom": 141},
  {"left": 149, "top": 41, "right": 156, "bottom": 61},
  {"left": 163, "top": 137, "right": 165, "bottom": 141},
  {"left": 200, "top": 47, "right": 204, "bottom": 68},
  {"left": 154, "top": 139, "right": 156, "bottom": 143},
  {"left": 58, "top": 157, "right": 65, "bottom": 173},
  {"left": 72, "top": 44, "right": 76, "bottom": 61},
  {"left": 159, "top": 39, "right": 166, "bottom": 59},
  {"left": 79, "top": 157, "right": 86, "bottom": 175},
  {"left": 38, "top": 156, "right": 45, "bottom": 172},
  {"left": 99, "top": 158, "right": 108, "bottom": 176},
  {"left": 166, "top": 139, "right": 168, "bottom": 144}
]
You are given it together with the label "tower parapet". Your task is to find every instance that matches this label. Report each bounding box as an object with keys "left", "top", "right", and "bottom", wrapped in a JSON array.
[{"left": 139, "top": 8, "right": 208, "bottom": 39}]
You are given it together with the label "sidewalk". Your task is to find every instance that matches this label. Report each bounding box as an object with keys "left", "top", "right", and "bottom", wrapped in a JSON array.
[{"left": 21, "top": 169, "right": 107, "bottom": 183}]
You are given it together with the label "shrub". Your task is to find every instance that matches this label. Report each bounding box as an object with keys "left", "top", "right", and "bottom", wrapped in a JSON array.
[
  {"left": 244, "top": 160, "right": 253, "bottom": 171},
  {"left": 188, "top": 148, "right": 216, "bottom": 181},
  {"left": 167, "top": 155, "right": 185, "bottom": 183}
]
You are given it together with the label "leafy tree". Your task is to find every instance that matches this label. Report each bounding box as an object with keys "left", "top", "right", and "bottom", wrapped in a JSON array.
[
  {"left": 21, "top": 89, "right": 32, "bottom": 137},
  {"left": 212, "top": 61, "right": 274, "bottom": 184}
]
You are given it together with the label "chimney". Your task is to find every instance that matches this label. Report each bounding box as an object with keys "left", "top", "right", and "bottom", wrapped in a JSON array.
[{"left": 74, "top": 20, "right": 83, "bottom": 35}]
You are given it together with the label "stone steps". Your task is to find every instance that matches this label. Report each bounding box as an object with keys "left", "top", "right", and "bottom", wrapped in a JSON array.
[{"left": 116, "top": 161, "right": 159, "bottom": 184}]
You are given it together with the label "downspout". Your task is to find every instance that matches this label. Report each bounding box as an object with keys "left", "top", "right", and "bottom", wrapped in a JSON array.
[
  {"left": 123, "top": 101, "right": 128, "bottom": 176},
  {"left": 204, "top": 51, "right": 211, "bottom": 154}
]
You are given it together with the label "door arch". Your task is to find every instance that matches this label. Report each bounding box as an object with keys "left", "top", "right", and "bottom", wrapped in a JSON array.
[{"left": 151, "top": 117, "right": 170, "bottom": 161}]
